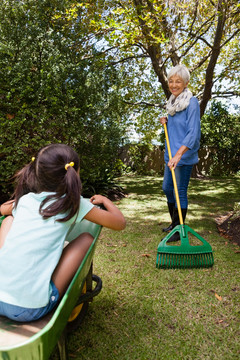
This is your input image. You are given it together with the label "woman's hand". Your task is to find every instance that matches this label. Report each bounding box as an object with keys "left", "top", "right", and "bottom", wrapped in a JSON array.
[
  {"left": 167, "top": 154, "right": 181, "bottom": 170},
  {"left": 168, "top": 145, "right": 189, "bottom": 170},
  {"left": 159, "top": 116, "right": 168, "bottom": 125}
]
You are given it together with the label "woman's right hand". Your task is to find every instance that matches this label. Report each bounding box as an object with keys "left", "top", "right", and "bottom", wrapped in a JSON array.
[{"left": 159, "top": 116, "right": 168, "bottom": 125}]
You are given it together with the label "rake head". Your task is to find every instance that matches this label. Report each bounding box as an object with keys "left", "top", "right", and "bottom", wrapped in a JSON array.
[{"left": 156, "top": 225, "right": 214, "bottom": 269}]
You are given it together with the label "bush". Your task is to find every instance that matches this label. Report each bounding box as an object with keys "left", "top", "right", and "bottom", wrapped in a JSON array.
[
  {"left": 201, "top": 101, "right": 240, "bottom": 175},
  {"left": 0, "top": 0, "right": 125, "bottom": 199},
  {"left": 125, "top": 143, "right": 154, "bottom": 175}
]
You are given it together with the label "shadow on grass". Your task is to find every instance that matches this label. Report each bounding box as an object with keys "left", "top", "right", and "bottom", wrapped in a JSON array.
[
  {"left": 50, "top": 175, "right": 240, "bottom": 360},
  {"left": 121, "top": 175, "right": 240, "bottom": 215}
]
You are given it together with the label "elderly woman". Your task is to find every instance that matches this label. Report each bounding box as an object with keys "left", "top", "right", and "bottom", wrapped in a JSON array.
[{"left": 160, "top": 64, "right": 200, "bottom": 242}]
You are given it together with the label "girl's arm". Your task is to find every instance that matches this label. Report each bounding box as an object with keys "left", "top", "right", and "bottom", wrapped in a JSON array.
[
  {"left": 0, "top": 200, "right": 15, "bottom": 216},
  {"left": 84, "top": 195, "right": 126, "bottom": 231}
]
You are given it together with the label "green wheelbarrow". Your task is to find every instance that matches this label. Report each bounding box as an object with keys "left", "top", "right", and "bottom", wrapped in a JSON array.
[{"left": 0, "top": 216, "right": 102, "bottom": 360}]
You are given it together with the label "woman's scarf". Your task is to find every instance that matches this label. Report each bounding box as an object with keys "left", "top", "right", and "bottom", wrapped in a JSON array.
[{"left": 166, "top": 88, "right": 193, "bottom": 116}]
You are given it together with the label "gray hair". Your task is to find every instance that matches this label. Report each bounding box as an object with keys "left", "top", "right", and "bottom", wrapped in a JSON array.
[{"left": 167, "top": 65, "right": 190, "bottom": 84}]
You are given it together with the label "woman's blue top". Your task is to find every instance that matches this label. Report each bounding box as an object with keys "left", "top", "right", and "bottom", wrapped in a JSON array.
[{"left": 165, "top": 97, "right": 201, "bottom": 166}]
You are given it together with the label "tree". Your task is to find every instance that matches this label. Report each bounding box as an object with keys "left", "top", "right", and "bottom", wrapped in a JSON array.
[
  {"left": 86, "top": 0, "right": 240, "bottom": 172},
  {"left": 0, "top": 0, "right": 126, "bottom": 196},
  {"left": 85, "top": 0, "right": 240, "bottom": 121}
]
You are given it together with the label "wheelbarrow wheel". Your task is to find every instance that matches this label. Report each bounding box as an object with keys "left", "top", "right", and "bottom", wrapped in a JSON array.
[
  {"left": 67, "top": 274, "right": 102, "bottom": 333},
  {"left": 67, "top": 302, "right": 89, "bottom": 333}
]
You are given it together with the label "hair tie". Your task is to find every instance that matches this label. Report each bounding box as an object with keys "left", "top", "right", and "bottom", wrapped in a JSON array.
[
  {"left": 31, "top": 157, "right": 35, "bottom": 162},
  {"left": 65, "top": 162, "right": 74, "bottom": 171}
]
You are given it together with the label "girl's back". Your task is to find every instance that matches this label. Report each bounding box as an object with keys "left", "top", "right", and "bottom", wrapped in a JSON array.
[
  {"left": 0, "top": 143, "right": 126, "bottom": 322},
  {"left": 0, "top": 192, "right": 94, "bottom": 308}
]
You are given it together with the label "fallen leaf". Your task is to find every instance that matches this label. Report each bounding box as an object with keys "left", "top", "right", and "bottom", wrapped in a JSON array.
[
  {"left": 76, "top": 346, "right": 85, "bottom": 352},
  {"left": 214, "top": 293, "right": 222, "bottom": 301},
  {"left": 210, "top": 289, "right": 222, "bottom": 301},
  {"left": 108, "top": 249, "right": 116, "bottom": 253},
  {"left": 141, "top": 254, "right": 151, "bottom": 257}
]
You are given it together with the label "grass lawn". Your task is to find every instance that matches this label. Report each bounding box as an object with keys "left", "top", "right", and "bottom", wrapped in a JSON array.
[{"left": 52, "top": 175, "right": 240, "bottom": 360}]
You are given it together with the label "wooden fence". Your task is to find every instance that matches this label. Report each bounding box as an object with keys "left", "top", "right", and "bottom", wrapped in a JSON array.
[{"left": 119, "top": 145, "right": 215, "bottom": 176}]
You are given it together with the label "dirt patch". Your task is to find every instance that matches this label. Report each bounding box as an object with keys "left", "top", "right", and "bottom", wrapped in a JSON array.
[{"left": 216, "top": 212, "right": 240, "bottom": 246}]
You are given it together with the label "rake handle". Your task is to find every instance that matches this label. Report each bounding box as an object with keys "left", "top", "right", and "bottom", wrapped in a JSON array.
[{"left": 163, "top": 123, "right": 183, "bottom": 225}]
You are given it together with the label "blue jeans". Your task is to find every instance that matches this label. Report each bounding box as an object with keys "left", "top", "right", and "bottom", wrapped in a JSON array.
[
  {"left": 162, "top": 164, "right": 193, "bottom": 209},
  {"left": 0, "top": 281, "right": 59, "bottom": 322}
]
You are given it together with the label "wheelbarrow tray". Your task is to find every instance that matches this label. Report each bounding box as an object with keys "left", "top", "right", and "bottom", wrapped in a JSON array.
[{"left": 0, "top": 218, "right": 102, "bottom": 360}]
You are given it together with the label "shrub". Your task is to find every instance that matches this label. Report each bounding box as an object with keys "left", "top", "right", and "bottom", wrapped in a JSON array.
[{"left": 201, "top": 101, "right": 240, "bottom": 175}]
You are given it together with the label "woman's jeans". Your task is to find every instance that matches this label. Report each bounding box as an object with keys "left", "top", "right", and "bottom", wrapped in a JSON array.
[{"left": 162, "top": 164, "right": 193, "bottom": 209}]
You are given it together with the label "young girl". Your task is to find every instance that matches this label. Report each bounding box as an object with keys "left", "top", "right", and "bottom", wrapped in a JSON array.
[{"left": 0, "top": 143, "right": 126, "bottom": 322}]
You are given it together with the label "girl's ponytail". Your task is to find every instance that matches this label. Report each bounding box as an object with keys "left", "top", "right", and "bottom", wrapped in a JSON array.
[
  {"left": 37, "top": 144, "right": 82, "bottom": 222},
  {"left": 62, "top": 164, "right": 82, "bottom": 221}
]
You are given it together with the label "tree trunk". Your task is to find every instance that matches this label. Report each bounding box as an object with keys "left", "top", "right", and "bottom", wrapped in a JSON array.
[{"left": 199, "top": 1, "right": 227, "bottom": 116}]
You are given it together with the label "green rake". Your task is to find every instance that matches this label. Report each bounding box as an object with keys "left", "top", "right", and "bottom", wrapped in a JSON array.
[{"left": 156, "top": 123, "right": 214, "bottom": 269}]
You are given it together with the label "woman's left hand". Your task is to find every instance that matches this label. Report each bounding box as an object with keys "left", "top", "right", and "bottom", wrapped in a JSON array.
[
  {"left": 168, "top": 145, "right": 189, "bottom": 170},
  {"left": 167, "top": 154, "right": 181, "bottom": 170}
]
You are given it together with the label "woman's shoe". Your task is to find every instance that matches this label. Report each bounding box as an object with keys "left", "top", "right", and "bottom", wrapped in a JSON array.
[
  {"left": 167, "top": 208, "right": 187, "bottom": 242},
  {"left": 162, "top": 223, "right": 174, "bottom": 232},
  {"left": 167, "top": 231, "right": 180, "bottom": 242},
  {"left": 162, "top": 202, "right": 175, "bottom": 232}
]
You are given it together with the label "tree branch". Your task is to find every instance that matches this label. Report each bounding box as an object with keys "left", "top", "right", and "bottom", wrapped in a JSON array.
[
  {"left": 220, "top": 28, "right": 240, "bottom": 49},
  {"left": 123, "top": 100, "right": 165, "bottom": 108},
  {"left": 133, "top": 0, "right": 170, "bottom": 97},
  {"left": 109, "top": 54, "right": 148, "bottom": 65},
  {"left": 200, "top": 1, "right": 228, "bottom": 116},
  {"left": 211, "top": 91, "right": 240, "bottom": 98}
]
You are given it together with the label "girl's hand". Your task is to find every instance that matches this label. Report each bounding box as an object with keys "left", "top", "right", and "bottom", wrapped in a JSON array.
[
  {"left": 86, "top": 195, "right": 126, "bottom": 231},
  {"left": 159, "top": 116, "right": 168, "bottom": 125},
  {"left": 90, "top": 195, "right": 105, "bottom": 206}
]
